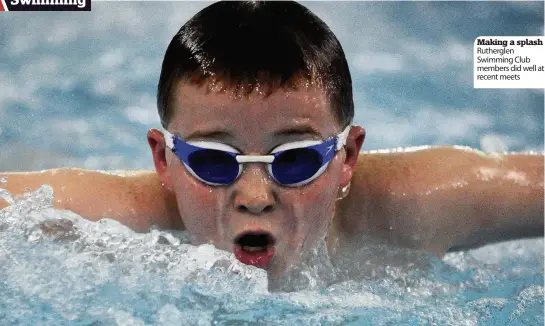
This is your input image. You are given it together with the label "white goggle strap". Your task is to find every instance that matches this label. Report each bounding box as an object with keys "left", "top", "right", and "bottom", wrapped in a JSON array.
[
  {"left": 236, "top": 155, "right": 275, "bottom": 163},
  {"left": 163, "top": 126, "right": 351, "bottom": 160},
  {"left": 336, "top": 125, "right": 351, "bottom": 151},
  {"left": 162, "top": 130, "right": 175, "bottom": 150}
]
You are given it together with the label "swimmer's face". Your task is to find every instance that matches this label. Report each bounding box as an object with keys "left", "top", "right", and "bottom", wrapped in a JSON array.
[{"left": 148, "top": 80, "right": 364, "bottom": 276}]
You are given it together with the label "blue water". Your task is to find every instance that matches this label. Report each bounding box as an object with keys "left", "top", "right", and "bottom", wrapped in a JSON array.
[
  {"left": 0, "top": 2, "right": 543, "bottom": 172},
  {"left": 0, "top": 2, "right": 543, "bottom": 325},
  {"left": 0, "top": 186, "right": 542, "bottom": 325}
]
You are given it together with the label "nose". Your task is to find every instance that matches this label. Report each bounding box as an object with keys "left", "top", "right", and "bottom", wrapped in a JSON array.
[{"left": 233, "top": 164, "right": 276, "bottom": 214}]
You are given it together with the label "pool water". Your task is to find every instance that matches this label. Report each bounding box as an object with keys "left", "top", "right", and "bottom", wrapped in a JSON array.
[{"left": 0, "top": 186, "right": 542, "bottom": 325}]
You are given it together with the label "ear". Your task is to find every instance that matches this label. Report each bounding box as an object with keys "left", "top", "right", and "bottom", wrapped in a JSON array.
[
  {"left": 340, "top": 125, "right": 365, "bottom": 188},
  {"left": 147, "top": 128, "right": 172, "bottom": 190}
]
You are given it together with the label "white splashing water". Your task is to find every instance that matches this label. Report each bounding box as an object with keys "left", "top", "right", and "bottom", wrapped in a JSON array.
[
  {"left": 480, "top": 134, "right": 508, "bottom": 153},
  {"left": 0, "top": 186, "right": 542, "bottom": 325}
]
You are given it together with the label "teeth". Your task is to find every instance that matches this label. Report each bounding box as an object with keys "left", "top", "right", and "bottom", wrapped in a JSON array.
[{"left": 242, "top": 246, "right": 265, "bottom": 252}]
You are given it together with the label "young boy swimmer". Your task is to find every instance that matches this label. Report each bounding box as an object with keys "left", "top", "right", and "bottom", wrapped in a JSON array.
[{"left": 1, "top": 1, "right": 543, "bottom": 276}]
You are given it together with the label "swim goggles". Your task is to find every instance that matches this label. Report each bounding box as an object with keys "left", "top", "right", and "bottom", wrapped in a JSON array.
[{"left": 163, "top": 125, "right": 351, "bottom": 187}]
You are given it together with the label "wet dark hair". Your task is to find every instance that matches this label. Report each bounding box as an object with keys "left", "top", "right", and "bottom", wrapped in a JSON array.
[{"left": 157, "top": 1, "right": 354, "bottom": 128}]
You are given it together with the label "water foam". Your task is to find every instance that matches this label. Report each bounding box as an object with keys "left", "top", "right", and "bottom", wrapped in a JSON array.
[{"left": 0, "top": 186, "right": 542, "bottom": 325}]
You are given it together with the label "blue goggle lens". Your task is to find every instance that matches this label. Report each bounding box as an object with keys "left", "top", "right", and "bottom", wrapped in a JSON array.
[
  {"left": 271, "top": 148, "right": 323, "bottom": 185},
  {"left": 188, "top": 147, "right": 323, "bottom": 185},
  {"left": 188, "top": 149, "right": 240, "bottom": 184}
]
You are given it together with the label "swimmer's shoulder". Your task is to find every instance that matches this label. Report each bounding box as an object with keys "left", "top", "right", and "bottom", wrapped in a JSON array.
[
  {"left": 0, "top": 168, "right": 183, "bottom": 232},
  {"left": 335, "top": 146, "right": 544, "bottom": 256}
]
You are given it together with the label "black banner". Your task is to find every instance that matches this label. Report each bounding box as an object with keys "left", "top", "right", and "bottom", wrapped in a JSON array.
[{"left": 3, "top": 0, "right": 91, "bottom": 11}]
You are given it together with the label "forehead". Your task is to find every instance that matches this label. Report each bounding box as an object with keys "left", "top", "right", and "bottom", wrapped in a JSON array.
[{"left": 168, "top": 81, "right": 339, "bottom": 149}]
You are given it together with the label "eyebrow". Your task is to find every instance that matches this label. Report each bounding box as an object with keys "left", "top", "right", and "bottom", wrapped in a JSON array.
[
  {"left": 184, "top": 130, "right": 234, "bottom": 141},
  {"left": 272, "top": 125, "right": 322, "bottom": 139},
  {"left": 184, "top": 125, "right": 323, "bottom": 141}
]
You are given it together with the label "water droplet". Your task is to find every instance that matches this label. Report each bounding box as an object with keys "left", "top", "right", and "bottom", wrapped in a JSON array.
[{"left": 0, "top": 189, "right": 14, "bottom": 204}]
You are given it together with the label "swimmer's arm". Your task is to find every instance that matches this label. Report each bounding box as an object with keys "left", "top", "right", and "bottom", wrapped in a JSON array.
[
  {"left": 446, "top": 151, "right": 544, "bottom": 251},
  {"left": 336, "top": 147, "right": 543, "bottom": 255},
  {"left": 0, "top": 168, "right": 182, "bottom": 232}
]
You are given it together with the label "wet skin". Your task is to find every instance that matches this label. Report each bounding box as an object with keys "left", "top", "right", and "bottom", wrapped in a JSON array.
[
  {"left": 147, "top": 80, "right": 364, "bottom": 276},
  {"left": 1, "top": 84, "right": 543, "bottom": 277}
]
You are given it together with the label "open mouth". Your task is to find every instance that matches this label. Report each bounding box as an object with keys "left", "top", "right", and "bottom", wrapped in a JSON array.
[{"left": 233, "top": 231, "right": 276, "bottom": 268}]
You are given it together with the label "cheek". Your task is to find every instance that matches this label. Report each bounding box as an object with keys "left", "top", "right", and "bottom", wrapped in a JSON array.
[
  {"left": 288, "top": 168, "right": 340, "bottom": 241},
  {"left": 306, "top": 163, "right": 341, "bottom": 217},
  {"left": 304, "top": 181, "right": 337, "bottom": 229},
  {"left": 169, "top": 165, "right": 220, "bottom": 243}
]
